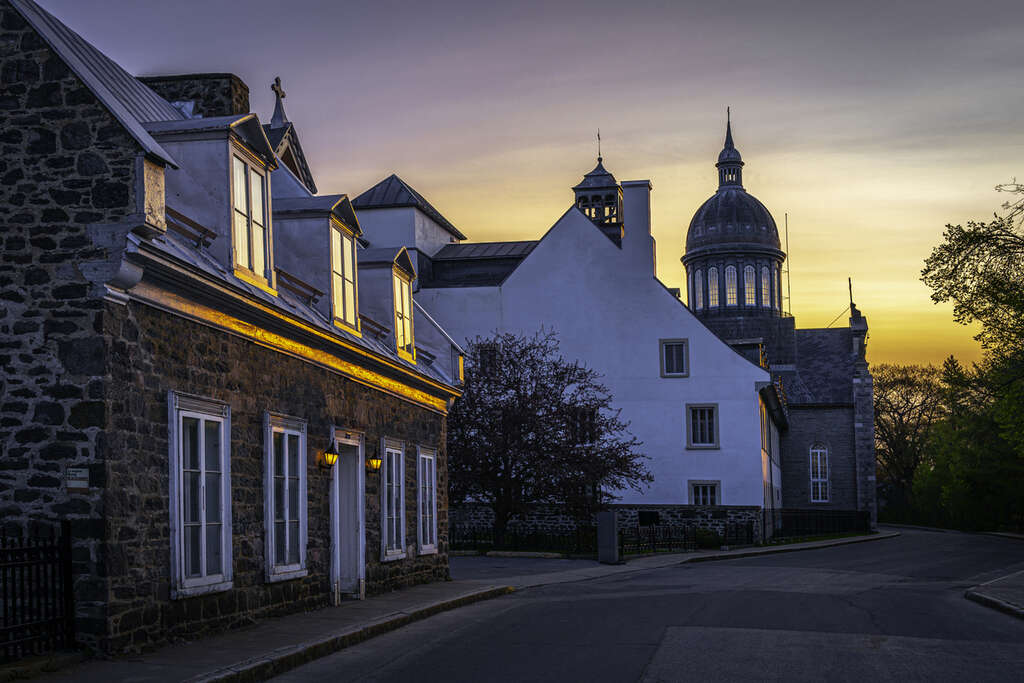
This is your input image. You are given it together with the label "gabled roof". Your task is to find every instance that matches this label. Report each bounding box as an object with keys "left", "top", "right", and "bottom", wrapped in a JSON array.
[
  {"left": 262, "top": 122, "right": 317, "bottom": 195},
  {"left": 11, "top": 0, "right": 182, "bottom": 168},
  {"left": 360, "top": 246, "right": 417, "bottom": 278},
  {"left": 144, "top": 114, "right": 278, "bottom": 170},
  {"left": 273, "top": 194, "right": 361, "bottom": 236},
  {"left": 354, "top": 174, "right": 467, "bottom": 241}
]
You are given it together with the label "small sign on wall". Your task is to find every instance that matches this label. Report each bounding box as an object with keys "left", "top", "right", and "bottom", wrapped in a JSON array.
[{"left": 66, "top": 467, "right": 89, "bottom": 491}]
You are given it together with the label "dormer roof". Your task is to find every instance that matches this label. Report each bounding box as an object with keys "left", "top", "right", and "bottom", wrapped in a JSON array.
[
  {"left": 262, "top": 122, "right": 317, "bottom": 195},
  {"left": 144, "top": 114, "right": 279, "bottom": 169},
  {"left": 354, "top": 174, "right": 467, "bottom": 241},
  {"left": 360, "top": 246, "right": 417, "bottom": 279},
  {"left": 273, "top": 194, "right": 361, "bottom": 236},
  {"left": 10, "top": 0, "right": 183, "bottom": 168}
]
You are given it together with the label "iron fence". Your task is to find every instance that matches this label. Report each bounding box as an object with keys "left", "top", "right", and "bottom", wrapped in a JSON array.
[
  {"left": 770, "top": 509, "right": 870, "bottom": 539},
  {"left": 1, "top": 521, "right": 75, "bottom": 663},
  {"left": 451, "top": 525, "right": 598, "bottom": 555},
  {"left": 619, "top": 524, "right": 697, "bottom": 555}
]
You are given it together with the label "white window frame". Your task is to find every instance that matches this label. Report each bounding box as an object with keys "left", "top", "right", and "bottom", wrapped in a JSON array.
[
  {"left": 708, "top": 266, "right": 720, "bottom": 308},
  {"left": 264, "top": 412, "right": 308, "bottom": 582},
  {"left": 686, "top": 403, "right": 720, "bottom": 449},
  {"left": 744, "top": 265, "right": 757, "bottom": 306},
  {"left": 168, "top": 391, "right": 232, "bottom": 599},
  {"left": 380, "top": 438, "right": 406, "bottom": 561},
  {"left": 417, "top": 446, "right": 438, "bottom": 555},
  {"left": 330, "top": 220, "right": 359, "bottom": 331},
  {"left": 230, "top": 149, "right": 272, "bottom": 284},
  {"left": 688, "top": 480, "right": 721, "bottom": 506},
  {"left": 393, "top": 271, "right": 415, "bottom": 361},
  {"left": 810, "top": 444, "right": 830, "bottom": 503},
  {"left": 660, "top": 338, "right": 689, "bottom": 378}
]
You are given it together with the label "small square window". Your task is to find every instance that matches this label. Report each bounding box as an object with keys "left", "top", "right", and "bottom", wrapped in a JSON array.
[
  {"left": 660, "top": 339, "right": 689, "bottom": 377},
  {"left": 686, "top": 404, "right": 719, "bottom": 449},
  {"left": 690, "top": 481, "right": 720, "bottom": 506}
]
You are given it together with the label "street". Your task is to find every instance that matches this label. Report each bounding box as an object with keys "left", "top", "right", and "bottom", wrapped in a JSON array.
[{"left": 273, "top": 529, "right": 1024, "bottom": 682}]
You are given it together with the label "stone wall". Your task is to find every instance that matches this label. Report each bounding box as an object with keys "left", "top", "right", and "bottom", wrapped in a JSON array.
[
  {"left": 0, "top": 0, "right": 143, "bottom": 650},
  {"left": 99, "top": 299, "right": 449, "bottom": 653},
  {"left": 139, "top": 73, "right": 249, "bottom": 118},
  {"left": 779, "top": 405, "right": 856, "bottom": 510},
  {"left": 452, "top": 502, "right": 763, "bottom": 542}
]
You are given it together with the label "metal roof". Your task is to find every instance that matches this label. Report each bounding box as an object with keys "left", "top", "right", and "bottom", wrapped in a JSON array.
[
  {"left": 353, "top": 174, "right": 467, "bottom": 241},
  {"left": 572, "top": 158, "right": 618, "bottom": 191},
  {"left": 433, "top": 241, "right": 537, "bottom": 260},
  {"left": 11, "top": 0, "right": 183, "bottom": 167}
]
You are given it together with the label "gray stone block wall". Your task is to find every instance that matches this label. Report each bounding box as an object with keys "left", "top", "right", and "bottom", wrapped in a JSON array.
[
  {"left": 779, "top": 405, "right": 856, "bottom": 510},
  {"left": 0, "top": 1, "right": 143, "bottom": 650},
  {"left": 139, "top": 73, "right": 249, "bottom": 118}
]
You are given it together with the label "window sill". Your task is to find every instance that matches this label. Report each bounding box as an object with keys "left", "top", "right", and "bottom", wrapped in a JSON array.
[
  {"left": 418, "top": 545, "right": 438, "bottom": 556},
  {"left": 381, "top": 550, "right": 407, "bottom": 563},
  {"left": 233, "top": 267, "right": 278, "bottom": 296},
  {"left": 686, "top": 444, "right": 720, "bottom": 450},
  {"left": 661, "top": 372, "right": 690, "bottom": 379},
  {"left": 266, "top": 567, "right": 309, "bottom": 583},
  {"left": 171, "top": 579, "right": 233, "bottom": 600},
  {"left": 396, "top": 348, "right": 416, "bottom": 364},
  {"left": 333, "top": 319, "right": 363, "bottom": 338}
]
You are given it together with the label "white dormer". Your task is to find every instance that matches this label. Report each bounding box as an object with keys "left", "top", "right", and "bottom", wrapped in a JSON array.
[
  {"left": 357, "top": 247, "right": 418, "bottom": 363},
  {"left": 145, "top": 114, "right": 279, "bottom": 293}
]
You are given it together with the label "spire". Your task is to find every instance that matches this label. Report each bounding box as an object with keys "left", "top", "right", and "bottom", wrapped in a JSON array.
[
  {"left": 270, "top": 76, "right": 288, "bottom": 128},
  {"left": 716, "top": 107, "right": 743, "bottom": 188}
]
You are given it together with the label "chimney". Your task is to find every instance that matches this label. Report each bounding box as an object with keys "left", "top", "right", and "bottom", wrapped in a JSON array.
[
  {"left": 139, "top": 73, "right": 250, "bottom": 118},
  {"left": 620, "top": 180, "right": 655, "bottom": 277}
]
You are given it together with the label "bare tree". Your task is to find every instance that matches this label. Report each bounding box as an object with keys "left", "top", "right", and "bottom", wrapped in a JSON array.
[{"left": 447, "top": 330, "right": 650, "bottom": 541}]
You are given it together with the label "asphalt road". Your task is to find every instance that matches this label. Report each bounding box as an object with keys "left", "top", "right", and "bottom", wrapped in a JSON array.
[{"left": 273, "top": 529, "right": 1024, "bottom": 682}]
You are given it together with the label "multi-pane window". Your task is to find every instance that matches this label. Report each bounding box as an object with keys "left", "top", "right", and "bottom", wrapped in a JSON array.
[
  {"left": 393, "top": 273, "right": 414, "bottom": 358},
  {"left": 382, "top": 443, "right": 405, "bottom": 558},
  {"left": 775, "top": 265, "right": 782, "bottom": 311},
  {"left": 761, "top": 266, "right": 771, "bottom": 308},
  {"left": 744, "top": 266, "right": 756, "bottom": 306},
  {"left": 693, "top": 269, "right": 703, "bottom": 310},
  {"left": 330, "top": 224, "right": 358, "bottom": 329},
  {"left": 570, "top": 407, "right": 598, "bottom": 444},
  {"left": 477, "top": 343, "right": 499, "bottom": 376},
  {"left": 661, "top": 339, "right": 688, "bottom": 377},
  {"left": 810, "top": 445, "right": 830, "bottom": 502},
  {"left": 265, "top": 413, "right": 307, "bottom": 579},
  {"left": 169, "top": 392, "right": 231, "bottom": 597},
  {"left": 725, "top": 266, "right": 737, "bottom": 306},
  {"left": 687, "top": 405, "right": 718, "bottom": 448},
  {"left": 708, "top": 267, "right": 719, "bottom": 308},
  {"left": 232, "top": 155, "right": 269, "bottom": 280},
  {"left": 418, "top": 447, "right": 437, "bottom": 553},
  {"left": 691, "top": 483, "right": 718, "bottom": 506}
]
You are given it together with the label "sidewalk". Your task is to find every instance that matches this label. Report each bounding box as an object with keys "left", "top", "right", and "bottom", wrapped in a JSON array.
[
  {"left": 32, "top": 531, "right": 898, "bottom": 683},
  {"left": 965, "top": 569, "right": 1024, "bottom": 620}
]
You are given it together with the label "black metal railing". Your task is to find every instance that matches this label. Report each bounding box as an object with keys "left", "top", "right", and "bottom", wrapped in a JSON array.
[
  {"left": 1, "top": 521, "right": 75, "bottom": 663},
  {"left": 723, "top": 521, "right": 755, "bottom": 546},
  {"left": 451, "top": 525, "right": 598, "bottom": 555},
  {"left": 771, "top": 509, "right": 870, "bottom": 539},
  {"left": 619, "top": 525, "right": 697, "bottom": 555}
]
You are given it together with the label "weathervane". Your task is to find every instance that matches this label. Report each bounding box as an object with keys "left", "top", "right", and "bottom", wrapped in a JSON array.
[{"left": 597, "top": 128, "right": 602, "bottom": 162}]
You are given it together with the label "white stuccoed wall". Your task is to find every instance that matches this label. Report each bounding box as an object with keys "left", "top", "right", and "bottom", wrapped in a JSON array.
[{"left": 414, "top": 186, "right": 771, "bottom": 507}]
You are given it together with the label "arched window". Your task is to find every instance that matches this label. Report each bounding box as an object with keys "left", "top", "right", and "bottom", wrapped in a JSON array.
[
  {"left": 688, "top": 271, "right": 694, "bottom": 309},
  {"left": 810, "top": 444, "right": 829, "bottom": 502},
  {"left": 761, "top": 266, "right": 770, "bottom": 308},
  {"left": 708, "top": 267, "right": 719, "bottom": 308},
  {"left": 725, "top": 266, "right": 737, "bottom": 306},
  {"left": 774, "top": 265, "right": 782, "bottom": 311},
  {"left": 693, "top": 269, "right": 704, "bottom": 310},
  {"left": 744, "top": 265, "right": 756, "bottom": 306}
]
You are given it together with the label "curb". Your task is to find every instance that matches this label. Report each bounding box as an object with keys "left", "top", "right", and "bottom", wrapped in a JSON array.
[
  {"left": 681, "top": 531, "right": 900, "bottom": 564},
  {"left": 964, "top": 588, "right": 1024, "bottom": 620},
  {"left": 0, "top": 651, "right": 88, "bottom": 683},
  {"left": 188, "top": 586, "right": 515, "bottom": 683}
]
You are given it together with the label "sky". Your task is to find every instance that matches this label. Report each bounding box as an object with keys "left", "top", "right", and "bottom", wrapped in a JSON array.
[{"left": 41, "top": 0, "right": 1024, "bottom": 366}]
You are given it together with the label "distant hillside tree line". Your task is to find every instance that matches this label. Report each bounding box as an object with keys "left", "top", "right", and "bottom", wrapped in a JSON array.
[{"left": 875, "top": 181, "right": 1024, "bottom": 531}]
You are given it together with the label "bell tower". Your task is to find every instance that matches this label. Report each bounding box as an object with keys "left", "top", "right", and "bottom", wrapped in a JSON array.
[{"left": 573, "top": 156, "right": 624, "bottom": 247}]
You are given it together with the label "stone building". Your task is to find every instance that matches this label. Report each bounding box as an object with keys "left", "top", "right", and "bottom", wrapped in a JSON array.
[
  {"left": 682, "top": 113, "right": 876, "bottom": 523},
  {"left": 0, "top": 0, "right": 462, "bottom": 655}
]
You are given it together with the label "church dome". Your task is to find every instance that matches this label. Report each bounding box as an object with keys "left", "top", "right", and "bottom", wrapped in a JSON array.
[{"left": 684, "top": 112, "right": 782, "bottom": 259}]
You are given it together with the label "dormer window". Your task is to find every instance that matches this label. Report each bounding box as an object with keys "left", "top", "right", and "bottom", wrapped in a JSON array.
[
  {"left": 330, "top": 221, "right": 358, "bottom": 331},
  {"left": 393, "top": 271, "right": 414, "bottom": 361},
  {"left": 232, "top": 154, "right": 270, "bottom": 283}
]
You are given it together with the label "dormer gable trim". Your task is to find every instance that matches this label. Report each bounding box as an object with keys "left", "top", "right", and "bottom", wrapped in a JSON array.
[
  {"left": 145, "top": 114, "right": 279, "bottom": 170},
  {"left": 359, "top": 246, "right": 417, "bottom": 280}
]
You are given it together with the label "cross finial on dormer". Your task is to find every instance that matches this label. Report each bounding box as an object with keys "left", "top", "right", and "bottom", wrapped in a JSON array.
[{"left": 271, "top": 76, "right": 289, "bottom": 128}]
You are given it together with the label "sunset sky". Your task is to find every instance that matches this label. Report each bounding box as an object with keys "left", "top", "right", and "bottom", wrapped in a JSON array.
[{"left": 42, "top": 0, "right": 1023, "bottom": 366}]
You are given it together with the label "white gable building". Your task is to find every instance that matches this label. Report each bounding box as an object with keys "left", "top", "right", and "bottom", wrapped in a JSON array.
[{"left": 353, "top": 161, "right": 784, "bottom": 529}]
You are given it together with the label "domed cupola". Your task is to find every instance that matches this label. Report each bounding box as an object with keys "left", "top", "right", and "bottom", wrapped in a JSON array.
[{"left": 682, "top": 111, "right": 787, "bottom": 319}]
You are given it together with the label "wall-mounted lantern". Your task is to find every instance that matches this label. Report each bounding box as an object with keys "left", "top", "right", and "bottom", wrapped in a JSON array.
[
  {"left": 320, "top": 441, "right": 339, "bottom": 469},
  {"left": 365, "top": 446, "right": 382, "bottom": 472}
]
